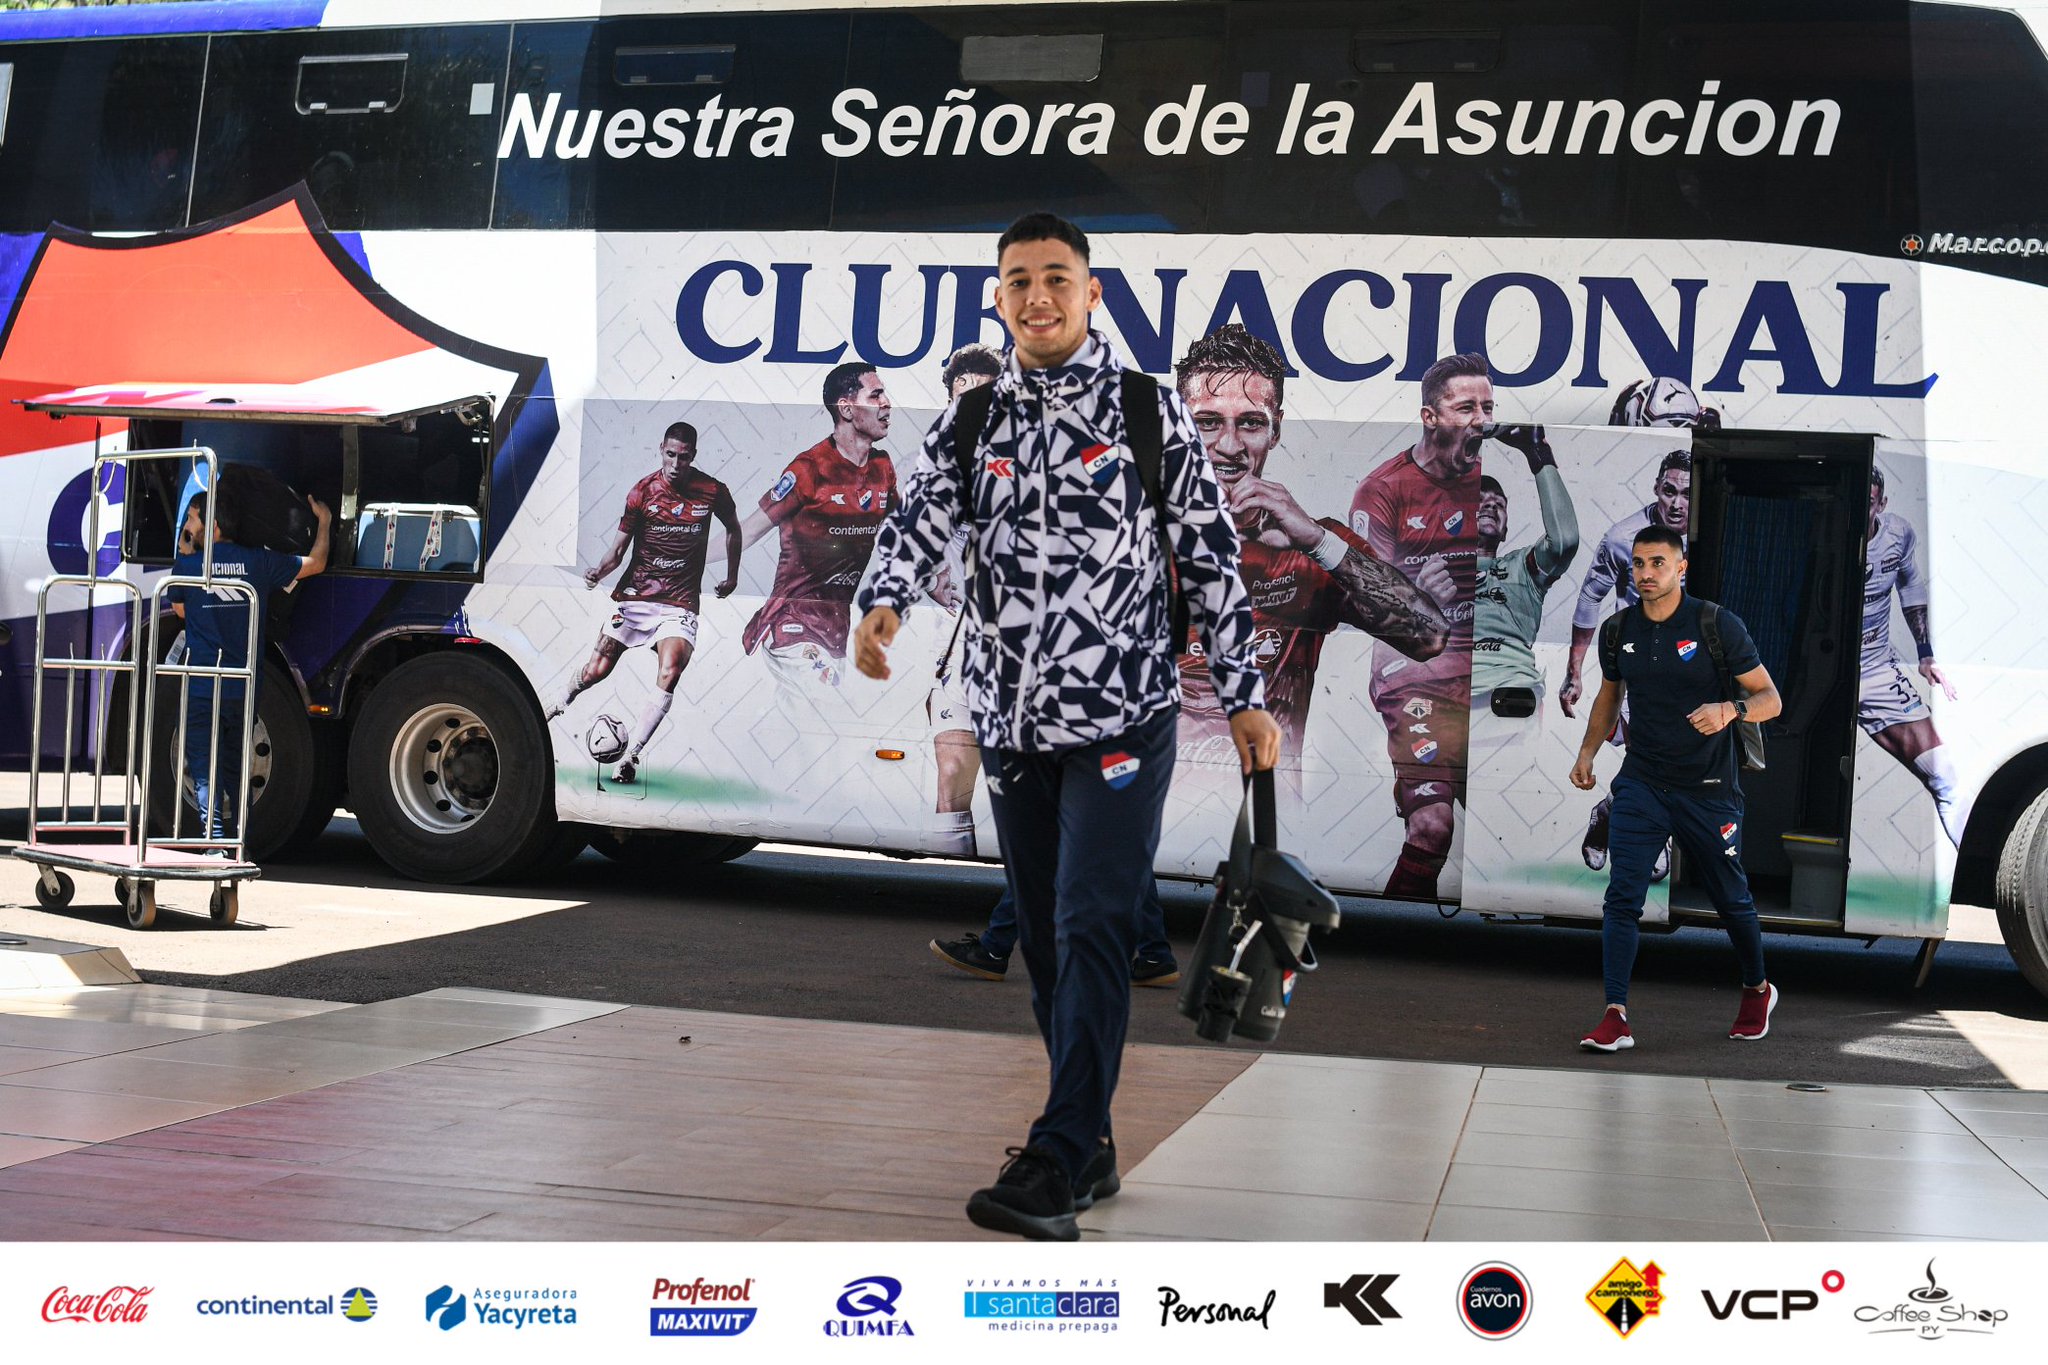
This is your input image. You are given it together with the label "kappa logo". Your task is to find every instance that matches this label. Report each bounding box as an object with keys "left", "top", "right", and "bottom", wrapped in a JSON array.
[
  {"left": 986, "top": 457, "right": 1016, "bottom": 479},
  {"left": 1720, "top": 823, "right": 1738, "bottom": 840},
  {"left": 1586, "top": 1258, "right": 1664, "bottom": 1339},
  {"left": 1405, "top": 515, "right": 1427, "bottom": 530},
  {"left": 1325, "top": 1274, "right": 1400, "bottom": 1327},
  {"left": 1444, "top": 510, "right": 1465, "bottom": 535},
  {"left": 1622, "top": 643, "right": 1636, "bottom": 654},
  {"left": 1677, "top": 639, "right": 1699, "bottom": 662},
  {"left": 1723, "top": 845, "right": 1738, "bottom": 857},
  {"left": 1101, "top": 752, "right": 1141, "bottom": 790},
  {"left": 1411, "top": 740, "right": 1439, "bottom": 764},
  {"left": 1409, "top": 723, "right": 1430, "bottom": 734},
  {"left": 1413, "top": 782, "right": 1441, "bottom": 797},
  {"left": 771, "top": 470, "right": 797, "bottom": 502},
  {"left": 1403, "top": 697, "right": 1433, "bottom": 720},
  {"left": 830, "top": 493, "right": 847, "bottom": 505},
  {"left": 1081, "top": 443, "right": 1121, "bottom": 486}
]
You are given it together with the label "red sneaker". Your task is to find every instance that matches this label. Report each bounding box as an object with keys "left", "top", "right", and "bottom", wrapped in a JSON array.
[
  {"left": 1730, "top": 982, "right": 1779, "bottom": 1040},
  {"left": 1579, "top": 1008, "right": 1633, "bottom": 1052}
]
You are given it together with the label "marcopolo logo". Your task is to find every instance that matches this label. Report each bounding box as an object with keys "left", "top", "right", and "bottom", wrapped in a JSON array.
[
  {"left": 1907, "top": 232, "right": 2048, "bottom": 258},
  {"left": 1701, "top": 1269, "right": 1841, "bottom": 1321},
  {"left": 1855, "top": 1261, "right": 2009, "bottom": 1340},
  {"left": 650, "top": 1278, "right": 757, "bottom": 1337},
  {"left": 195, "top": 1287, "right": 375, "bottom": 1320},
  {"left": 826, "top": 1276, "right": 913, "bottom": 1338},
  {"left": 1458, "top": 1263, "right": 1532, "bottom": 1341},
  {"left": 1586, "top": 1258, "right": 1664, "bottom": 1339},
  {"left": 1157, "top": 1285, "right": 1273, "bottom": 1330},
  {"left": 1325, "top": 1274, "right": 1400, "bottom": 1327},
  {"left": 425, "top": 1284, "right": 578, "bottom": 1332},
  {"left": 42, "top": 1286, "right": 152, "bottom": 1324},
  {"left": 963, "top": 1278, "right": 1120, "bottom": 1334}
]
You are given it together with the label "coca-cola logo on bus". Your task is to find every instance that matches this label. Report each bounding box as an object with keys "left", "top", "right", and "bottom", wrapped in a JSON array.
[{"left": 42, "top": 1286, "right": 153, "bottom": 1324}]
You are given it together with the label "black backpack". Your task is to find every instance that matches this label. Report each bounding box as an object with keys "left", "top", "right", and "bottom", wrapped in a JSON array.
[
  {"left": 217, "top": 463, "right": 316, "bottom": 556},
  {"left": 1599, "top": 600, "right": 1766, "bottom": 770},
  {"left": 949, "top": 370, "right": 1188, "bottom": 644}
]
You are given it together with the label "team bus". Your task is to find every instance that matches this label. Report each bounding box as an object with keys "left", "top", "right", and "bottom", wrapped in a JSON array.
[{"left": 4, "top": 0, "right": 2048, "bottom": 995}]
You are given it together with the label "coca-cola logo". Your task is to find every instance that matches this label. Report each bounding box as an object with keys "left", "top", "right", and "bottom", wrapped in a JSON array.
[{"left": 43, "top": 1286, "right": 154, "bottom": 1324}]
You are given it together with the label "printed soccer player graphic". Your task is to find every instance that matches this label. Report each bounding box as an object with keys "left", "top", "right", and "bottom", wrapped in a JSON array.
[
  {"left": 1471, "top": 426, "right": 1580, "bottom": 713},
  {"left": 733, "top": 361, "right": 900, "bottom": 700},
  {"left": 549, "top": 421, "right": 739, "bottom": 783},
  {"left": 1349, "top": 352, "right": 1489, "bottom": 900},
  {"left": 926, "top": 342, "right": 1004, "bottom": 855},
  {"left": 1175, "top": 324, "right": 1447, "bottom": 760},
  {"left": 1861, "top": 466, "right": 1963, "bottom": 844},
  {"left": 1560, "top": 449, "right": 1691, "bottom": 872}
]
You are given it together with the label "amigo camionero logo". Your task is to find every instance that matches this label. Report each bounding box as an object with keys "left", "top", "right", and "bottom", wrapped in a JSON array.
[{"left": 1586, "top": 1258, "right": 1664, "bottom": 1339}]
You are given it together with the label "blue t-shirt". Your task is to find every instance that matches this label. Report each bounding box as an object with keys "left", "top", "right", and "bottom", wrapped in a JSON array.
[
  {"left": 1601, "top": 594, "right": 1762, "bottom": 792},
  {"left": 169, "top": 541, "right": 302, "bottom": 684}
]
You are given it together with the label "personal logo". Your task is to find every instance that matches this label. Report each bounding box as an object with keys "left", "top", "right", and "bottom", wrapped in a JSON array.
[
  {"left": 1325, "top": 1274, "right": 1400, "bottom": 1327},
  {"left": 1444, "top": 510, "right": 1465, "bottom": 535},
  {"left": 651, "top": 1277, "right": 757, "bottom": 1337},
  {"left": 987, "top": 456, "right": 1016, "bottom": 479},
  {"left": 1702, "top": 1269, "right": 1841, "bottom": 1322},
  {"left": 1720, "top": 822, "right": 1738, "bottom": 841},
  {"left": 1081, "top": 443, "right": 1121, "bottom": 488},
  {"left": 1403, "top": 697, "right": 1433, "bottom": 720},
  {"left": 689, "top": 502, "right": 712, "bottom": 518},
  {"left": 827, "top": 1276, "right": 912, "bottom": 1337},
  {"left": 1101, "top": 752, "right": 1141, "bottom": 790},
  {"left": 1901, "top": 233, "right": 1924, "bottom": 256},
  {"left": 1676, "top": 639, "right": 1699, "bottom": 662},
  {"left": 426, "top": 1284, "right": 578, "bottom": 1331},
  {"left": 1459, "top": 1263, "right": 1531, "bottom": 1341},
  {"left": 42, "top": 1286, "right": 152, "bottom": 1324},
  {"left": 1157, "top": 1285, "right": 1271, "bottom": 1330},
  {"left": 342, "top": 1288, "right": 377, "bottom": 1322},
  {"left": 1855, "top": 1260, "right": 2008, "bottom": 1339},
  {"left": 1411, "top": 739, "right": 1439, "bottom": 764},
  {"left": 963, "top": 1277, "right": 1120, "bottom": 1332},
  {"left": 771, "top": 470, "right": 797, "bottom": 501},
  {"left": 1587, "top": 1258, "right": 1664, "bottom": 1339}
]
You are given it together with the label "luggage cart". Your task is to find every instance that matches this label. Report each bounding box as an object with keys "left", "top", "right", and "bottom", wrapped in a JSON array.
[{"left": 12, "top": 447, "right": 261, "bottom": 928}]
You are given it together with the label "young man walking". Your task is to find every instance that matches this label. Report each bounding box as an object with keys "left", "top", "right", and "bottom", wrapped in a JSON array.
[
  {"left": 854, "top": 212, "right": 1279, "bottom": 1240},
  {"left": 1568, "top": 524, "right": 1783, "bottom": 1050}
]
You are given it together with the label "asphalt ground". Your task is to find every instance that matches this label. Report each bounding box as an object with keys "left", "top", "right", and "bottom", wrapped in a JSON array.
[{"left": 9, "top": 812, "right": 2035, "bottom": 1090}]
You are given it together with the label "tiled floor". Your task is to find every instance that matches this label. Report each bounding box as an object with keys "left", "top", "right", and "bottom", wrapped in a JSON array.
[{"left": 2, "top": 970, "right": 2047, "bottom": 1241}]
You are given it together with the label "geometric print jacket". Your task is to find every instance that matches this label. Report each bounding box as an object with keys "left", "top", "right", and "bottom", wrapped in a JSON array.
[{"left": 861, "top": 330, "right": 1266, "bottom": 752}]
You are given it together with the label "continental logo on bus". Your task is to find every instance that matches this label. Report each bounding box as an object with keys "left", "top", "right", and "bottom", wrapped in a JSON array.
[{"left": 496, "top": 81, "right": 1841, "bottom": 164}]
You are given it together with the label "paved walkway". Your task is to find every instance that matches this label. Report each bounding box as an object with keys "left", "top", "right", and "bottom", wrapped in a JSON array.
[{"left": 2, "top": 936, "right": 2047, "bottom": 1242}]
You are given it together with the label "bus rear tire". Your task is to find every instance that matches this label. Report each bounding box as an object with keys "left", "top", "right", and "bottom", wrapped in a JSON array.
[
  {"left": 347, "top": 651, "right": 554, "bottom": 884},
  {"left": 1994, "top": 785, "right": 2048, "bottom": 998}
]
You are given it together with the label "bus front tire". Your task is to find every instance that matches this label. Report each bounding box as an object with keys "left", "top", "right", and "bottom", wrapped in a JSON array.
[
  {"left": 1994, "top": 785, "right": 2048, "bottom": 999},
  {"left": 347, "top": 652, "right": 555, "bottom": 884}
]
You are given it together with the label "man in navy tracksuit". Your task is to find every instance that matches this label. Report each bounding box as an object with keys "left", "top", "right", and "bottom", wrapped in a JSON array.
[
  {"left": 1569, "top": 523, "right": 1783, "bottom": 1050},
  {"left": 855, "top": 212, "right": 1280, "bottom": 1240}
]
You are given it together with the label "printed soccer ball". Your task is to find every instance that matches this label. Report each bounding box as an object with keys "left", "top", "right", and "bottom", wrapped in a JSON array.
[
  {"left": 586, "top": 714, "right": 630, "bottom": 765},
  {"left": 1610, "top": 376, "right": 1709, "bottom": 428}
]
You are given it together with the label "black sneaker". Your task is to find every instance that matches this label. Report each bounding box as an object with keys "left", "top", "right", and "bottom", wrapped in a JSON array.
[
  {"left": 1130, "top": 953, "right": 1180, "bottom": 988},
  {"left": 1072, "top": 1140, "right": 1121, "bottom": 1212},
  {"left": 966, "top": 1145, "right": 1078, "bottom": 1241},
  {"left": 930, "top": 933, "right": 1009, "bottom": 980}
]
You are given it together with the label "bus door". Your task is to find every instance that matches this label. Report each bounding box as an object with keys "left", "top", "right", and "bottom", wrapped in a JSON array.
[{"left": 1682, "top": 433, "right": 1871, "bottom": 929}]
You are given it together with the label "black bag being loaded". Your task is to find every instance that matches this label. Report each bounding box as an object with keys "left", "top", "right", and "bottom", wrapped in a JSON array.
[
  {"left": 1177, "top": 768, "right": 1342, "bottom": 1043},
  {"left": 216, "top": 462, "right": 316, "bottom": 556}
]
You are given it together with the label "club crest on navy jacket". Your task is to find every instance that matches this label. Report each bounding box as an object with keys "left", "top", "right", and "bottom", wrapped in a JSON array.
[{"left": 861, "top": 330, "right": 1266, "bottom": 751}]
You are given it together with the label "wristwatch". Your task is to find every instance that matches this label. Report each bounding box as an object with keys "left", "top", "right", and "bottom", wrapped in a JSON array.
[{"left": 1731, "top": 699, "right": 1749, "bottom": 720}]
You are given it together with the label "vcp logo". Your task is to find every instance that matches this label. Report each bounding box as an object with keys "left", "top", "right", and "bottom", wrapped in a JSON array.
[
  {"left": 1701, "top": 1269, "right": 1841, "bottom": 1321},
  {"left": 826, "top": 1275, "right": 914, "bottom": 1338}
]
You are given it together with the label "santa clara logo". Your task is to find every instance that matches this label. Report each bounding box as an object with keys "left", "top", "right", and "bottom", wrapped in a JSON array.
[{"left": 1586, "top": 1258, "right": 1664, "bottom": 1339}]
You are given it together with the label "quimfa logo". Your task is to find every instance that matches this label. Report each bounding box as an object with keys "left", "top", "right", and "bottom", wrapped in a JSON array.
[
  {"left": 651, "top": 1278, "right": 757, "bottom": 1337},
  {"left": 1458, "top": 1264, "right": 1531, "bottom": 1340},
  {"left": 1586, "top": 1258, "right": 1664, "bottom": 1339},
  {"left": 826, "top": 1276, "right": 913, "bottom": 1338},
  {"left": 43, "top": 1287, "right": 152, "bottom": 1324}
]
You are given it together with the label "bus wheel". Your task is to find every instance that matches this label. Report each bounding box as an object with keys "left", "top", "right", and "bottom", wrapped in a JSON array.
[
  {"left": 1994, "top": 785, "right": 2048, "bottom": 998},
  {"left": 348, "top": 652, "right": 551, "bottom": 884},
  {"left": 148, "top": 659, "right": 314, "bottom": 862},
  {"left": 592, "top": 829, "right": 757, "bottom": 868}
]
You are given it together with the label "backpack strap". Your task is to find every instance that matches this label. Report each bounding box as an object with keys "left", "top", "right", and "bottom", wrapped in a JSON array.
[
  {"left": 1700, "top": 599, "right": 1731, "bottom": 695},
  {"left": 1598, "top": 605, "right": 1632, "bottom": 679},
  {"left": 950, "top": 381, "right": 997, "bottom": 486},
  {"left": 1120, "top": 370, "right": 1189, "bottom": 644}
]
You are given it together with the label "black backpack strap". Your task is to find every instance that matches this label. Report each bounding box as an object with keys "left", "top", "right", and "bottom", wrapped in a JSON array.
[
  {"left": 1598, "top": 605, "right": 1631, "bottom": 679},
  {"left": 1120, "top": 370, "right": 1189, "bottom": 643},
  {"left": 950, "top": 381, "right": 997, "bottom": 486},
  {"left": 1700, "top": 599, "right": 1732, "bottom": 696}
]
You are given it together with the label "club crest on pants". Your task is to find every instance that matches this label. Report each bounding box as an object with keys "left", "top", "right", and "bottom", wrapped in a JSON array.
[{"left": 1101, "top": 752, "right": 1140, "bottom": 789}]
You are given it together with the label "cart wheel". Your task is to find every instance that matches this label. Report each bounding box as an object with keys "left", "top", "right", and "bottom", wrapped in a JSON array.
[
  {"left": 125, "top": 881, "right": 157, "bottom": 931},
  {"left": 209, "top": 884, "right": 239, "bottom": 927},
  {"left": 115, "top": 876, "right": 133, "bottom": 907},
  {"left": 34, "top": 871, "right": 74, "bottom": 910}
]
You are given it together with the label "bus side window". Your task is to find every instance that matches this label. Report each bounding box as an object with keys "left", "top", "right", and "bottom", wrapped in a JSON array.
[
  {"left": 295, "top": 53, "right": 407, "bottom": 115},
  {"left": 959, "top": 34, "right": 1103, "bottom": 83},
  {"left": 0, "top": 62, "right": 13, "bottom": 146}
]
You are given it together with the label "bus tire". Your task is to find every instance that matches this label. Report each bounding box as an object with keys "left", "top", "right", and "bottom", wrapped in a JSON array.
[
  {"left": 347, "top": 651, "right": 552, "bottom": 884},
  {"left": 271, "top": 719, "right": 344, "bottom": 861},
  {"left": 148, "top": 659, "right": 315, "bottom": 862},
  {"left": 592, "top": 828, "right": 756, "bottom": 868},
  {"left": 1995, "top": 786, "right": 2048, "bottom": 999}
]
